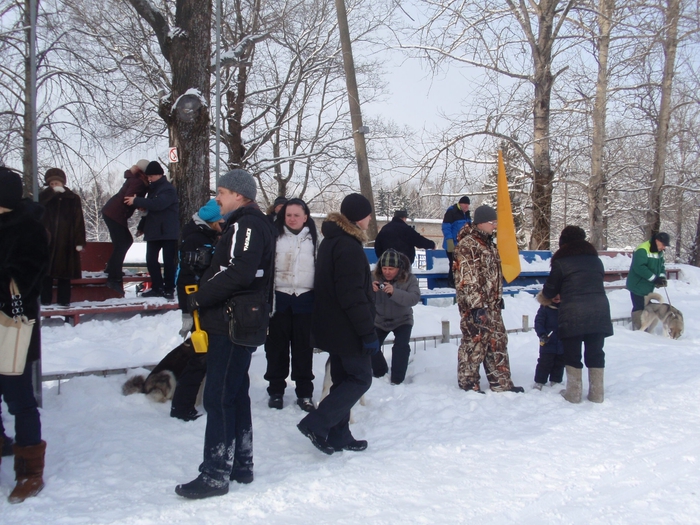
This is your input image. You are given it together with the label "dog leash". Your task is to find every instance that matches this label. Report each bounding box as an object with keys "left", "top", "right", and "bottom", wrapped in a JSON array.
[{"left": 664, "top": 287, "right": 672, "bottom": 305}]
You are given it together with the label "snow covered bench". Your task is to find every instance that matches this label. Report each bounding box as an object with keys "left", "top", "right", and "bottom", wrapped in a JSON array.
[{"left": 40, "top": 298, "right": 178, "bottom": 326}]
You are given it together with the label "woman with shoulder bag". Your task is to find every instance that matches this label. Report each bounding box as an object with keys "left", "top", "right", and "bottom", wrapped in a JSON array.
[
  {"left": 0, "top": 167, "right": 50, "bottom": 503},
  {"left": 265, "top": 198, "right": 318, "bottom": 412}
]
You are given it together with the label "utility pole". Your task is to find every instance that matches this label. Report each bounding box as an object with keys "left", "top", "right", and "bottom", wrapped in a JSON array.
[{"left": 334, "top": 0, "right": 377, "bottom": 239}]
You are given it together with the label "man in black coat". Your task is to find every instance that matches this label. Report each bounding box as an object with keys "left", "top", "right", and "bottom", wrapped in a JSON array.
[
  {"left": 297, "top": 193, "right": 378, "bottom": 455},
  {"left": 175, "top": 169, "right": 275, "bottom": 499},
  {"left": 374, "top": 210, "right": 435, "bottom": 264}
]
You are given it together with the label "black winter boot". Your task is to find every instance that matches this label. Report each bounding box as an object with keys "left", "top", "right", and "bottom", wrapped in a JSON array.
[{"left": 175, "top": 474, "right": 229, "bottom": 499}]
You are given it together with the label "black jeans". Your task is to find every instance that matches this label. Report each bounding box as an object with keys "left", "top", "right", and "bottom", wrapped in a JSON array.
[
  {"left": 198, "top": 334, "right": 255, "bottom": 487},
  {"left": 299, "top": 352, "right": 372, "bottom": 448},
  {"left": 170, "top": 354, "right": 206, "bottom": 416},
  {"left": 0, "top": 362, "right": 41, "bottom": 447},
  {"left": 562, "top": 334, "right": 606, "bottom": 369},
  {"left": 534, "top": 351, "right": 566, "bottom": 384},
  {"left": 103, "top": 215, "right": 133, "bottom": 283},
  {"left": 146, "top": 239, "right": 178, "bottom": 293},
  {"left": 264, "top": 309, "right": 314, "bottom": 398},
  {"left": 371, "top": 324, "right": 413, "bottom": 384},
  {"left": 40, "top": 276, "right": 71, "bottom": 305}
]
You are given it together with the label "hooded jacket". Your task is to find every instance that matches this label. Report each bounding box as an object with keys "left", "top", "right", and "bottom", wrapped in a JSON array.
[
  {"left": 195, "top": 203, "right": 276, "bottom": 336},
  {"left": 0, "top": 199, "right": 49, "bottom": 362},
  {"left": 441, "top": 204, "right": 472, "bottom": 250},
  {"left": 102, "top": 169, "right": 149, "bottom": 227},
  {"left": 312, "top": 213, "right": 376, "bottom": 356},
  {"left": 626, "top": 240, "right": 666, "bottom": 297},
  {"left": 133, "top": 176, "right": 179, "bottom": 241},
  {"left": 373, "top": 252, "right": 421, "bottom": 331},
  {"left": 540, "top": 239, "right": 613, "bottom": 339}
]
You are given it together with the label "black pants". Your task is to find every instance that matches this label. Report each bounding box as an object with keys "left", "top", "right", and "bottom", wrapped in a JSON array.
[
  {"left": 170, "top": 354, "right": 206, "bottom": 416},
  {"left": 299, "top": 353, "right": 372, "bottom": 448},
  {"left": 446, "top": 251, "right": 456, "bottom": 287},
  {"left": 562, "top": 334, "right": 606, "bottom": 369},
  {"left": 534, "top": 351, "right": 566, "bottom": 384},
  {"left": 146, "top": 239, "right": 178, "bottom": 293},
  {"left": 630, "top": 292, "right": 646, "bottom": 313},
  {"left": 264, "top": 309, "right": 314, "bottom": 398},
  {"left": 371, "top": 324, "right": 413, "bottom": 384},
  {"left": 40, "top": 276, "right": 71, "bottom": 305},
  {"left": 103, "top": 215, "right": 133, "bottom": 283}
]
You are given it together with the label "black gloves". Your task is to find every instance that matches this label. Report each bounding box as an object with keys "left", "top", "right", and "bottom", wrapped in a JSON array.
[
  {"left": 186, "top": 294, "right": 200, "bottom": 313},
  {"left": 539, "top": 331, "right": 553, "bottom": 346},
  {"left": 472, "top": 308, "right": 487, "bottom": 325},
  {"left": 363, "top": 338, "right": 380, "bottom": 355},
  {"left": 653, "top": 276, "right": 668, "bottom": 288}
]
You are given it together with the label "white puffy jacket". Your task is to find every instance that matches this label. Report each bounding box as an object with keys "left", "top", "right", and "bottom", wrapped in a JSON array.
[{"left": 274, "top": 226, "right": 316, "bottom": 295}]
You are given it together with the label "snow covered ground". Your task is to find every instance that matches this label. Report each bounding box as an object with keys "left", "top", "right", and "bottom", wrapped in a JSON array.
[{"left": 2, "top": 262, "right": 700, "bottom": 523}]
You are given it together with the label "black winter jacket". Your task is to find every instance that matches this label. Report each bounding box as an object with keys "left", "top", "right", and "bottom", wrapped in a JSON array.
[
  {"left": 176, "top": 215, "right": 220, "bottom": 311},
  {"left": 534, "top": 305, "right": 564, "bottom": 355},
  {"left": 0, "top": 200, "right": 49, "bottom": 362},
  {"left": 195, "top": 203, "right": 276, "bottom": 336},
  {"left": 374, "top": 217, "right": 435, "bottom": 264},
  {"left": 541, "top": 240, "right": 613, "bottom": 339},
  {"left": 133, "top": 176, "right": 179, "bottom": 241},
  {"left": 313, "top": 213, "right": 376, "bottom": 356}
]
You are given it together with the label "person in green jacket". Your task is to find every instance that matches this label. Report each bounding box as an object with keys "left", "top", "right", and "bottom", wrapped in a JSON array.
[{"left": 626, "top": 231, "right": 670, "bottom": 329}]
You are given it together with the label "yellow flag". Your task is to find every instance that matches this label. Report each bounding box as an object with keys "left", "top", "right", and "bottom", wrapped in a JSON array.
[{"left": 497, "top": 150, "right": 521, "bottom": 283}]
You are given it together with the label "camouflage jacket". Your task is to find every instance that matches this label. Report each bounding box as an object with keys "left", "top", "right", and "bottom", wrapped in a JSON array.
[{"left": 453, "top": 224, "right": 503, "bottom": 311}]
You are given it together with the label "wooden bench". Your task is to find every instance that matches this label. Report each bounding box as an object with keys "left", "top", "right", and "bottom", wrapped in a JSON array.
[{"left": 41, "top": 299, "right": 178, "bottom": 326}]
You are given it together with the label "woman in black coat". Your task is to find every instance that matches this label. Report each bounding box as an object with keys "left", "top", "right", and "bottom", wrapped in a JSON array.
[
  {"left": 0, "top": 167, "right": 50, "bottom": 502},
  {"left": 297, "top": 194, "right": 377, "bottom": 455},
  {"left": 537, "top": 226, "right": 612, "bottom": 403}
]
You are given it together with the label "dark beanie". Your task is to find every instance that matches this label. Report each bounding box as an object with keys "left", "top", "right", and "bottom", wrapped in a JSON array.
[
  {"left": 393, "top": 209, "right": 408, "bottom": 219},
  {"left": 473, "top": 205, "right": 497, "bottom": 225},
  {"left": 340, "top": 193, "right": 372, "bottom": 222},
  {"left": 0, "top": 167, "right": 23, "bottom": 210},
  {"left": 44, "top": 167, "right": 67, "bottom": 186},
  {"left": 459, "top": 195, "right": 470, "bottom": 205},
  {"left": 559, "top": 225, "right": 586, "bottom": 246},
  {"left": 218, "top": 168, "right": 257, "bottom": 200},
  {"left": 145, "top": 161, "right": 165, "bottom": 176},
  {"left": 654, "top": 232, "right": 671, "bottom": 246},
  {"left": 273, "top": 196, "right": 288, "bottom": 207}
]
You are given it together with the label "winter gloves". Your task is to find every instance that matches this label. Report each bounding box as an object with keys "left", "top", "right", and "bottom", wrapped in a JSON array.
[
  {"left": 180, "top": 313, "right": 194, "bottom": 338},
  {"left": 653, "top": 276, "right": 668, "bottom": 288},
  {"left": 363, "top": 338, "right": 380, "bottom": 355},
  {"left": 472, "top": 308, "right": 487, "bottom": 325},
  {"left": 446, "top": 238, "right": 455, "bottom": 253}
]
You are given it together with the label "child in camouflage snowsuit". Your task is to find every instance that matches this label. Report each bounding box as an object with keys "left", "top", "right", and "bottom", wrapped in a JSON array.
[{"left": 453, "top": 205, "right": 523, "bottom": 393}]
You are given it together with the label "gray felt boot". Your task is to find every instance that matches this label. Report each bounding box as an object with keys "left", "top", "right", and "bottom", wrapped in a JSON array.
[
  {"left": 561, "top": 366, "right": 582, "bottom": 404},
  {"left": 587, "top": 368, "right": 604, "bottom": 403}
]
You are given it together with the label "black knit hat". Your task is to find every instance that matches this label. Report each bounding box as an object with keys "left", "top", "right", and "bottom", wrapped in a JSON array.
[
  {"left": 340, "top": 193, "right": 372, "bottom": 222},
  {"left": 0, "top": 167, "right": 23, "bottom": 210},
  {"left": 273, "top": 196, "right": 288, "bottom": 207},
  {"left": 144, "top": 161, "right": 165, "bottom": 176},
  {"left": 473, "top": 205, "right": 497, "bottom": 225},
  {"left": 559, "top": 225, "right": 586, "bottom": 246},
  {"left": 655, "top": 232, "right": 671, "bottom": 246},
  {"left": 459, "top": 196, "right": 470, "bottom": 205},
  {"left": 393, "top": 209, "right": 408, "bottom": 219}
]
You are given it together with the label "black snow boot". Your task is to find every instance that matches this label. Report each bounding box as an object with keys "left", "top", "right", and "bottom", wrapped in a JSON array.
[{"left": 175, "top": 474, "right": 228, "bottom": 500}]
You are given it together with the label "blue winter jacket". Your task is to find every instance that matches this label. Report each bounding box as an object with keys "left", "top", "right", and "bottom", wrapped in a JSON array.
[
  {"left": 534, "top": 304, "right": 564, "bottom": 355},
  {"left": 441, "top": 204, "right": 471, "bottom": 250}
]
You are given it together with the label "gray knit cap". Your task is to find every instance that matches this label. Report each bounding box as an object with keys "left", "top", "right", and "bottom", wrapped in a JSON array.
[
  {"left": 218, "top": 169, "right": 257, "bottom": 201},
  {"left": 473, "top": 205, "right": 497, "bottom": 225}
]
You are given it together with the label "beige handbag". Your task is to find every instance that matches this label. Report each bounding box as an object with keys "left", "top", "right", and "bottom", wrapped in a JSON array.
[{"left": 0, "top": 280, "right": 35, "bottom": 375}]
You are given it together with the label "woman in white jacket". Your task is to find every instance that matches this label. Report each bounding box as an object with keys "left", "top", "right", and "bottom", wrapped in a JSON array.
[{"left": 265, "top": 198, "right": 318, "bottom": 412}]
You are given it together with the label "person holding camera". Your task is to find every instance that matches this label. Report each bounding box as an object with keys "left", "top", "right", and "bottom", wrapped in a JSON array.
[
  {"left": 370, "top": 249, "right": 421, "bottom": 384},
  {"left": 532, "top": 294, "right": 565, "bottom": 390},
  {"left": 265, "top": 198, "right": 318, "bottom": 412},
  {"left": 175, "top": 169, "right": 275, "bottom": 500},
  {"left": 170, "top": 199, "right": 224, "bottom": 421},
  {"left": 626, "top": 231, "right": 670, "bottom": 330}
]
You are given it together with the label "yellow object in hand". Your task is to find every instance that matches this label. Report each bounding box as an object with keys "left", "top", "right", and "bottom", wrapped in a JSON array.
[{"left": 185, "top": 285, "right": 208, "bottom": 354}]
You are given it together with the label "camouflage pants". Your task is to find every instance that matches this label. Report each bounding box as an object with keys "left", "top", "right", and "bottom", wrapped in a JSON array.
[{"left": 457, "top": 312, "right": 514, "bottom": 392}]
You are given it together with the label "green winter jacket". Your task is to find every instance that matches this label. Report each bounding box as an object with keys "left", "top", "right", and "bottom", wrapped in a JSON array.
[{"left": 626, "top": 240, "right": 666, "bottom": 297}]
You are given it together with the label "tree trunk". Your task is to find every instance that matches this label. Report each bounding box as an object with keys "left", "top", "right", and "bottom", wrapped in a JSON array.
[
  {"left": 588, "top": 0, "right": 613, "bottom": 250},
  {"left": 645, "top": 0, "right": 680, "bottom": 238},
  {"left": 126, "top": 0, "right": 212, "bottom": 232},
  {"left": 335, "top": 0, "right": 377, "bottom": 239},
  {"left": 689, "top": 209, "right": 700, "bottom": 267}
]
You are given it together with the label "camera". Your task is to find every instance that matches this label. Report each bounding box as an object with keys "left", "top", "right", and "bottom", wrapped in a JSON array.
[
  {"left": 181, "top": 245, "right": 214, "bottom": 274},
  {"left": 379, "top": 283, "right": 386, "bottom": 290}
]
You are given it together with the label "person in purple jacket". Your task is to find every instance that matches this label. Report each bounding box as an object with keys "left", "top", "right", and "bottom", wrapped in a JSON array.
[{"left": 101, "top": 160, "right": 149, "bottom": 295}]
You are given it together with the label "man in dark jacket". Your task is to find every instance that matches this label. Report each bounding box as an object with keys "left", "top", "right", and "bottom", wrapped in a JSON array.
[
  {"left": 626, "top": 232, "right": 670, "bottom": 330},
  {"left": 297, "top": 193, "right": 378, "bottom": 455},
  {"left": 175, "top": 169, "right": 275, "bottom": 500},
  {"left": 442, "top": 196, "right": 471, "bottom": 286},
  {"left": 101, "top": 160, "right": 149, "bottom": 294},
  {"left": 374, "top": 210, "right": 435, "bottom": 264},
  {"left": 0, "top": 166, "right": 50, "bottom": 503},
  {"left": 125, "top": 161, "right": 179, "bottom": 299}
]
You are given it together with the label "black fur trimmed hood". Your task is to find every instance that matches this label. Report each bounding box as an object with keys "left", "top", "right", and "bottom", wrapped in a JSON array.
[
  {"left": 322, "top": 212, "right": 367, "bottom": 244},
  {"left": 551, "top": 239, "right": 598, "bottom": 264}
]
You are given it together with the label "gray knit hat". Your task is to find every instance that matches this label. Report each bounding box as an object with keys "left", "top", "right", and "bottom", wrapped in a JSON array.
[
  {"left": 473, "top": 205, "right": 497, "bottom": 225},
  {"left": 218, "top": 169, "right": 257, "bottom": 200}
]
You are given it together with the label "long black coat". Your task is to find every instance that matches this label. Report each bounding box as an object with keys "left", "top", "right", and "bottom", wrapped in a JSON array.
[
  {"left": 313, "top": 213, "right": 376, "bottom": 356},
  {"left": 39, "top": 186, "right": 86, "bottom": 279},
  {"left": 374, "top": 217, "right": 435, "bottom": 263},
  {"left": 0, "top": 200, "right": 49, "bottom": 362},
  {"left": 541, "top": 240, "right": 613, "bottom": 339},
  {"left": 133, "top": 176, "right": 179, "bottom": 241}
]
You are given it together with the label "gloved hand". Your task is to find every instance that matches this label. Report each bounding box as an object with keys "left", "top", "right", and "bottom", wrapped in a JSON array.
[
  {"left": 653, "top": 276, "right": 668, "bottom": 288},
  {"left": 363, "top": 338, "right": 381, "bottom": 355},
  {"left": 471, "top": 308, "right": 487, "bottom": 325},
  {"left": 187, "top": 294, "right": 200, "bottom": 313},
  {"left": 179, "top": 313, "right": 194, "bottom": 338},
  {"left": 539, "top": 332, "right": 551, "bottom": 346},
  {"left": 446, "top": 238, "right": 455, "bottom": 253}
]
